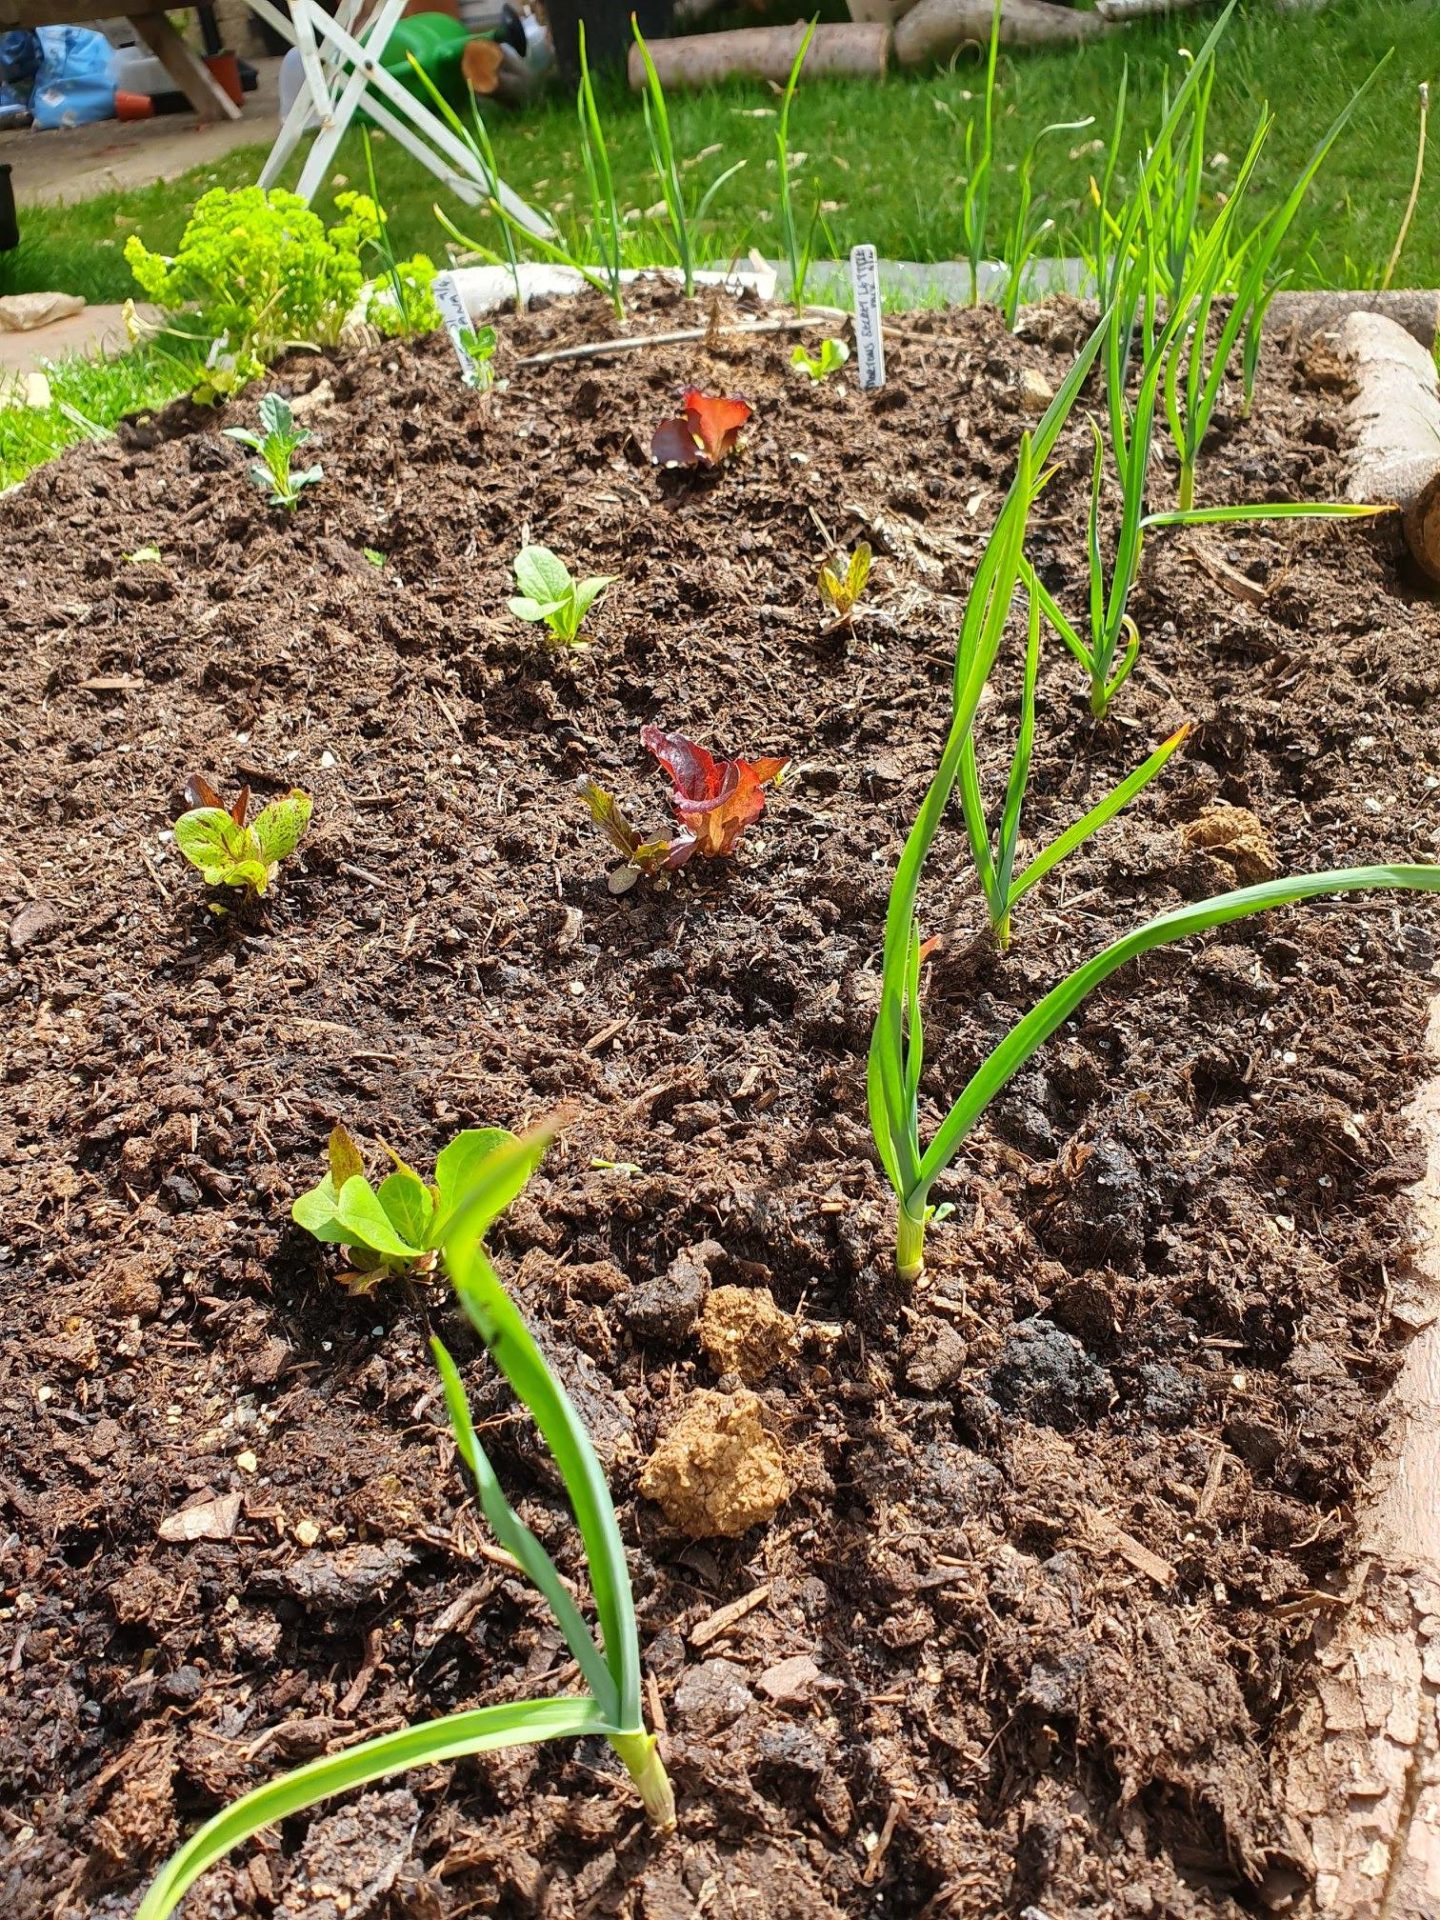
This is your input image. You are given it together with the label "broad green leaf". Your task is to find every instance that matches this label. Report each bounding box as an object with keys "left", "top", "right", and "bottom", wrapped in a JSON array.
[
  {"left": 134, "top": 1695, "right": 615, "bottom": 1920},
  {"left": 290, "top": 1171, "right": 349, "bottom": 1243},
  {"left": 432, "top": 1127, "right": 523, "bottom": 1240},
  {"left": 377, "top": 1169, "right": 434, "bottom": 1250},
  {"left": 846, "top": 544, "right": 871, "bottom": 599},
  {"left": 573, "top": 576, "right": 614, "bottom": 623},
  {"left": 439, "top": 1123, "right": 643, "bottom": 1725},
  {"left": 431, "top": 1335, "right": 618, "bottom": 1716},
  {"left": 335, "top": 1174, "right": 424, "bottom": 1260},
  {"left": 508, "top": 595, "right": 559, "bottom": 623},
  {"left": 513, "top": 545, "right": 574, "bottom": 606},
  {"left": 258, "top": 392, "right": 297, "bottom": 440},
  {"left": 220, "top": 427, "right": 262, "bottom": 452},
  {"left": 174, "top": 807, "right": 261, "bottom": 887},
  {"left": 251, "top": 790, "right": 312, "bottom": 864}
]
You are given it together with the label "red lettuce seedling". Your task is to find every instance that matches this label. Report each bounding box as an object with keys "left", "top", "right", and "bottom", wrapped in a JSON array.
[
  {"left": 643, "top": 726, "right": 786, "bottom": 858},
  {"left": 577, "top": 726, "right": 787, "bottom": 891},
  {"left": 650, "top": 390, "right": 752, "bottom": 468}
]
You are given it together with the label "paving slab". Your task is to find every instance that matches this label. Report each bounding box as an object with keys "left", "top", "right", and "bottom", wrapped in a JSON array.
[{"left": 0, "top": 57, "right": 277, "bottom": 207}]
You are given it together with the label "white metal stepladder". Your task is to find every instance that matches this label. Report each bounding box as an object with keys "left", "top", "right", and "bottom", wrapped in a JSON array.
[{"left": 246, "top": 0, "right": 549, "bottom": 235}]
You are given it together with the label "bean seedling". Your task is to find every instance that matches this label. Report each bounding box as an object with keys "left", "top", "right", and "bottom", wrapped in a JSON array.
[
  {"left": 817, "top": 542, "right": 872, "bottom": 624},
  {"left": 292, "top": 1123, "right": 531, "bottom": 1288},
  {"left": 174, "top": 776, "right": 311, "bottom": 898},
  {"left": 136, "top": 1125, "right": 673, "bottom": 1920},
  {"left": 579, "top": 725, "right": 787, "bottom": 890},
  {"left": 791, "top": 338, "right": 850, "bottom": 382},
  {"left": 508, "top": 545, "right": 615, "bottom": 646},
  {"left": 222, "top": 394, "right": 322, "bottom": 510}
]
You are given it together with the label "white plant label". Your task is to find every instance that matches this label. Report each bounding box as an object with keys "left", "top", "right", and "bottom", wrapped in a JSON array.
[
  {"left": 432, "top": 271, "right": 479, "bottom": 388},
  {"left": 849, "top": 245, "right": 885, "bottom": 391}
]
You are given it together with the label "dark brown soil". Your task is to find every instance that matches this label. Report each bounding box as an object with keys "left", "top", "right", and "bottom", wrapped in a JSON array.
[{"left": 3, "top": 283, "right": 1438, "bottom": 1920}]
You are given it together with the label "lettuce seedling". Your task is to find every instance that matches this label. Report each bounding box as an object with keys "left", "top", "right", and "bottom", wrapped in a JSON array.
[
  {"left": 651, "top": 391, "right": 752, "bottom": 469},
  {"left": 578, "top": 726, "right": 787, "bottom": 890},
  {"left": 222, "top": 394, "right": 322, "bottom": 510},
  {"left": 292, "top": 1124, "right": 529, "bottom": 1288},
  {"left": 459, "top": 322, "right": 497, "bottom": 389},
  {"left": 818, "top": 542, "right": 872, "bottom": 624},
  {"left": 174, "top": 776, "right": 311, "bottom": 897},
  {"left": 137, "top": 1124, "right": 673, "bottom": 1920},
  {"left": 508, "top": 545, "right": 615, "bottom": 646},
  {"left": 791, "top": 338, "right": 850, "bottom": 382}
]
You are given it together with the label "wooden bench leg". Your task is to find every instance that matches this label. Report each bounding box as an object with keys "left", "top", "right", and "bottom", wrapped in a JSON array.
[{"left": 128, "top": 12, "right": 243, "bottom": 121}]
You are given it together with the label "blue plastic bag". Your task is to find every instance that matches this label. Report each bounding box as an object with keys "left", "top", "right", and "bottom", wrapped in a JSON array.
[
  {"left": 31, "top": 25, "right": 115, "bottom": 130},
  {"left": 0, "top": 28, "right": 38, "bottom": 127}
]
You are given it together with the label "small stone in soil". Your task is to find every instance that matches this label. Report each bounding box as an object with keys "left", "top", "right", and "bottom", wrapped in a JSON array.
[
  {"left": 621, "top": 1238, "right": 721, "bottom": 1343},
  {"left": 988, "top": 1319, "right": 1113, "bottom": 1431},
  {"left": 672, "top": 1657, "right": 754, "bottom": 1732}
]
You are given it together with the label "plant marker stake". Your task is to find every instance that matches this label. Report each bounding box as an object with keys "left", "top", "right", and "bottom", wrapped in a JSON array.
[
  {"left": 432, "top": 270, "right": 479, "bottom": 388},
  {"left": 849, "top": 244, "right": 885, "bottom": 391}
]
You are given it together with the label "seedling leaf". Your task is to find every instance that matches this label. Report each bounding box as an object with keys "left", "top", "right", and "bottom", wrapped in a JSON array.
[
  {"left": 432, "top": 1127, "right": 527, "bottom": 1240},
  {"left": 251, "top": 791, "right": 312, "bottom": 864},
  {"left": 335, "top": 1173, "right": 425, "bottom": 1261},
  {"left": 377, "top": 1168, "right": 434, "bottom": 1250},
  {"left": 514, "top": 544, "right": 575, "bottom": 606}
]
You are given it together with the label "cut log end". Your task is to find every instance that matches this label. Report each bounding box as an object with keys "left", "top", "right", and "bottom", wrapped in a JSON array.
[{"left": 1339, "top": 311, "right": 1440, "bottom": 584}]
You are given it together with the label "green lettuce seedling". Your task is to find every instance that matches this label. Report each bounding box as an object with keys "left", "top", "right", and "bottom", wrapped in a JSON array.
[
  {"left": 173, "top": 776, "right": 311, "bottom": 897},
  {"left": 223, "top": 394, "right": 322, "bottom": 510},
  {"left": 459, "top": 323, "right": 498, "bottom": 388},
  {"left": 292, "top": 1124, "right": 532, "bottom": 1287},
  {"left": 817, "top": 542, "right": 872, "bottom": 624},
  {"left": 791, "top": 338, "right": 850, "bottom": 382},
  {"left": 508, "top": 545, "right": 615, "bottom": 646}
]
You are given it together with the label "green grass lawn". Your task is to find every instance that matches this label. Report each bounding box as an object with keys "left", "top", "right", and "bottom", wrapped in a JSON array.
[{"left": 2, "top": 0, "right": 1435, "bottom": 309}]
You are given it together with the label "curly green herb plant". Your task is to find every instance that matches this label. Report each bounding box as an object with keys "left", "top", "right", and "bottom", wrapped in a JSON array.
[
  {"left": 174, "top": 776, "right": 311, "bottom": 898},
  {"left": 222, "top": 393, "right": 322, "bottom": 509},
  {"left": 509, "top": 545, "right": 614, "bottom": 645},
  {"left": 958, "top": 588, "right": 1191, "bottom": 948},
  {"left": 137, "top": 1125, "right": 673, "bottom": 1920},
  {"left": 292, "top": 1123, "right": 531, "bottom": 1285},
  {"left": 125, "top": 186, "right": 369, "bottom": 396},
  {"left": 791, "top": 337, "right": 849, "bottom": 382}
]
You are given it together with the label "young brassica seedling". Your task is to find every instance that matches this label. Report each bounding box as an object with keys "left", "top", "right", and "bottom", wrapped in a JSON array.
[
  {"left": 817, "top": 542, "right": 872, "bottom": 624},
  {"left": 508, "top": 545, "right": 615, "bottom": 646},
  {"left": 173, "top": 775, "right": 311, "bottom": 898},
  {"left": 222, "top": 394, "right": 322, "bottom": 510},
  {"left": 791, "top": 338, "right": 850, "bottom": 382},
  {"left": 136, "top": 1125, "right": 674, "bottom": 1920},
  {"left": 292, "top": 1123, "right": 532, "bottom": 1287}
]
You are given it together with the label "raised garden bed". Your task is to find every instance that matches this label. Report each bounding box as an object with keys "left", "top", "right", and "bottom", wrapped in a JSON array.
[{"left": 3, "top": 283, "right": 1438, "bottom": 1919}]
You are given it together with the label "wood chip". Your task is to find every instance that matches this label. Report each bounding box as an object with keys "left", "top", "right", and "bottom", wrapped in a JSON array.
[
  {"left": 77, "top": 675, "right": 145, "bottom": 692},
  {"left": 158, "top": 1490, "right": 242, "bottom": 1543},
  {"left": 689, "top": 1582, "right": 771, "bottom": 1649},
  {"left": 1081, "top": 1509, "right": 1176, "bottom": 1589}
]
